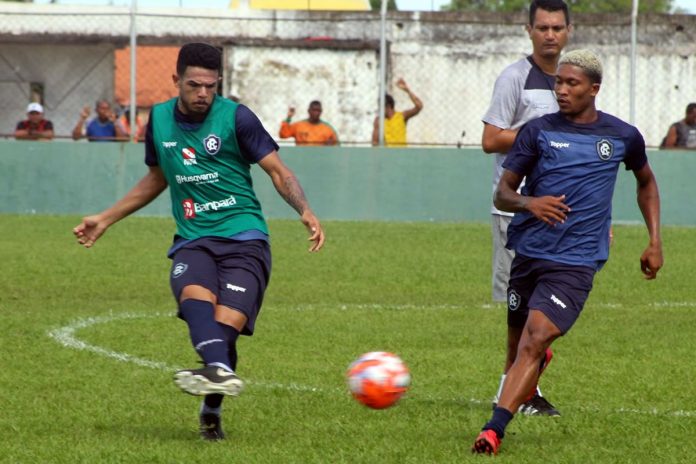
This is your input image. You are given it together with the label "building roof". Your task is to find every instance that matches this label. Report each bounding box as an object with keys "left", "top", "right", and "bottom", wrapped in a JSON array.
[{"left": 229, "top": 0, "right": 371, "bottom": 11}]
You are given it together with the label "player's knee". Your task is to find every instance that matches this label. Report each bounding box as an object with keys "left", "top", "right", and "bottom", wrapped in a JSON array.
[
  {"left": 179, "top": 284, "right": 216, "bottom": 304},
  {"left": 521, "top": 326, "right": 556, "bottom": 357}
]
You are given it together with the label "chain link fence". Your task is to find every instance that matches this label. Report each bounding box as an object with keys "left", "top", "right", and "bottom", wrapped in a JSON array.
[{"left": 1, "top": 5, "right": 694, "bottom": 147}]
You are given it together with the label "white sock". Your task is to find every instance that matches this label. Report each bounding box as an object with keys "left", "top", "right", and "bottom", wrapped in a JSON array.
[{"left": 494, "top": 374, "right": 506, "bottom": 402}]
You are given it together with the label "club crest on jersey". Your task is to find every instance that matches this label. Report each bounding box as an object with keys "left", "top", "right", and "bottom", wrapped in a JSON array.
[
  {"left": 203, "top": 134, "right": 222, "bottom": 156},
  {"left": 182, "top": 147, "right": 197, "bottom": 165},
  {"left": 508, "top": 289, "right": 522, "bottom": 311},
  {"left": 596, "top": 139, "right": 614, "bottom": 161}
]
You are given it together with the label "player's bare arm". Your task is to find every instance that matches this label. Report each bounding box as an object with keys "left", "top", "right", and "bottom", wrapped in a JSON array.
[
  {"left": 662, "top": 125, "right": 678, "bottom": 148},
  {"left": 73, "top": 166, "right": 168, "bottom": 248},
  {"left": 634, "top": 163, "right": 663, "bottom": 279},
  {"left": 258, "top": 151, "right": 325, "bottom": 252},
  {"left": 481, "top": 123, "right": 519, "bottom": 154},
  {"left": 398, "top": 78, "right": 423, "bottom": 121},
  {"left": 371, "top": 117, "right": 380, "bottom": 145},
  {"left": 494, "top": 169, "right": 570, "bottom": 226}
]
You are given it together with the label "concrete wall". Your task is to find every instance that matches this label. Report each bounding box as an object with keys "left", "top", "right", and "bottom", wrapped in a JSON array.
[
  {"left": 1, "top": 141, "right": 694, "bottom": 226},
  {"left": 0, "top": 44, "right": 116, "bottom": 138},
  {"left": 226, "top": 45, "right": 379, "bottom": 145},
  {"left": 1, "top": 3, "right": 695, "bottom": 146}
]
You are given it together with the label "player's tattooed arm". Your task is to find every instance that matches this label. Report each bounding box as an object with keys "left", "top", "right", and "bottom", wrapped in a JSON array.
[
  {"left": 258, "top": 151, "right": 308, "bottom": 214},
  {"left": 279, "top": 174, "right": 310, "bottom": 215},
  {"left": 259, "top": 151, "right": 325, "bottom": 252}
]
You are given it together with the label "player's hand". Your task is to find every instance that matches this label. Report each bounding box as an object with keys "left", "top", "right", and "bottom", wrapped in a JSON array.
[
  {"left": 526, "top": 194, "right": 570, "bottom": 226},
  {"left": 80, "top": 106, "right": 91, "bottom": 119},
  {"left": 609, "top": 225, "right": 614, "bottom": 246},
  {"left": 73, "top": 214, "right": 109, "bottom": 248},
  {"left": 300, "top": 210, "right": 324, "bottom": 252},
  {"left": 640, "top": 242, "right": 663, "bottom": 280},
  {"left": 396, "top": 78, "right": 408, "bottom": 91},
  {"left": 287, "top": 107, "right": 296, "bottom": 119}
]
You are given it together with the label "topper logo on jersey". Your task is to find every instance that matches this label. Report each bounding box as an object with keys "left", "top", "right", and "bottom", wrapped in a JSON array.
[
  {"left": 182, "top": 147, "right": 197, "bottom": 165},
  {"left": 596, "top": 139, "right": 614, "bottom": 161},
  {"left": 203, "top": 134, "right": 221, "bottom": 156},
  {"left": 550, "top": 141, "right": 570, "bottom": 149}
]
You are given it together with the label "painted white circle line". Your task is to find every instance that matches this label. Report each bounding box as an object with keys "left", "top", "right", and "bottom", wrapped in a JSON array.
[{"left": 46, "top": 310, "right": 696, "bottom": 418}]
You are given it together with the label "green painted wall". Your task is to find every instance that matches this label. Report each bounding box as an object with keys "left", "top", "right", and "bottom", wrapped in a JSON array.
[{"left": 1, "top": 141, "right": 694, "bottom": 225}]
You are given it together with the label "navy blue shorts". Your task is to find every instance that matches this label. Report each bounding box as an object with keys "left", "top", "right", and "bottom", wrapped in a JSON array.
[
  {"left": 169, "top": 237, "right": 271, "bottom": 336},
  {"left": 507, "top": 254, "right": 595, "bottom": 334}
]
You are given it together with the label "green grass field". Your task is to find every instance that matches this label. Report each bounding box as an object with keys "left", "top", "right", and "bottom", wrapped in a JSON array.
[{"left": 1, "top": 214, "right": 695, "bottom": 463}]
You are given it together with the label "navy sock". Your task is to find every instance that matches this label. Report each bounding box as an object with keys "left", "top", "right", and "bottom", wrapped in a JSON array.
[
  {"left": 224, "top": 325, "right": 240, "bottom": 371},
  {"left": 178, "top": 299, "right": 230, "bottom": 369},
  {"left": 483, "top": 407, "right": 514, "bottom": 439},
  {"left": 204, "top": 324, "right": 241, "bottom": 410}
]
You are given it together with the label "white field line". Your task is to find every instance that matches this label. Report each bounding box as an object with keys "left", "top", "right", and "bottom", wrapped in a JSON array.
[
  {"left": 47, "top": 309, "right": 696, "bottom": 418},
  {"left": 279, "top": 302, "right": 696, "bottom": 311}
]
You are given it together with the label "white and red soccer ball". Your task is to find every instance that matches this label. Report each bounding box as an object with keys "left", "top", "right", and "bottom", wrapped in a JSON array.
[{"left": 346, "top": 351, "right": 411, "bottom": 409}]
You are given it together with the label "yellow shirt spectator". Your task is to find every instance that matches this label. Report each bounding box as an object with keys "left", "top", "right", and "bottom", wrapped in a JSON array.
[
  {"left": 384, "top": 112, "right": 407, "bottom": 147},
  {"left": 372, "top": 78, "right": 423, "bottom": 147}
]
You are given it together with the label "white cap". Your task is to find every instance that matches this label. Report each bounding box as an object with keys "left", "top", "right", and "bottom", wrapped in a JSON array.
[{"left": 27, "top": 102, "right": 44, "bottom": 113}]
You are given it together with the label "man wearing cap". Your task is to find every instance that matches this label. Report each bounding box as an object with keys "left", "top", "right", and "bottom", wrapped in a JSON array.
[{"left": 15, "top": 103, "right": 54, "bottom": 141}]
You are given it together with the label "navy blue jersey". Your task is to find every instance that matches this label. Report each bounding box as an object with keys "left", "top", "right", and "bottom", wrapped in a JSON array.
[
  {"left": 503, "top": 111, "right": 648, "bottom": 269},
  {"left": 145, "top": 102, "right": 278, "bottom": 166}
]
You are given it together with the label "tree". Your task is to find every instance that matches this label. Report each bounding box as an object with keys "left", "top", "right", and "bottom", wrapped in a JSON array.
[
  {"left": 370, "top": 0, "right": 398, "bottom": 11},
  {"left": 443, "top": 0, "right": 674, "bottom": 14},
  {"left": 443, "top": 0, "right": 527, "bottom": 12}
]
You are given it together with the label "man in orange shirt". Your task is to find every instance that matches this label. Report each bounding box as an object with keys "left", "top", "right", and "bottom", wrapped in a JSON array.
[{"left": 279, "top": 100, "right": 338, "bottom": 146}]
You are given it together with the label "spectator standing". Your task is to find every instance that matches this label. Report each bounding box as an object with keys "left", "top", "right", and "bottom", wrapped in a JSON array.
[
  {"left": 72, "top": 100, "right": 127, "bottom": 142},
  {"left": 372, "top": 78, "right": 423, "bottom": 146},
  {"left": 14, "top": 103, "right": 54, "bottom": 141},
  {"left": 480, "top": 0, "right": 572, "bottom": 418},
  {"left": 279, "top": 101, "right": 338, "bottom": 146},
  {"left": 661, "top": 102, "right": 696, "bottom": 149}
]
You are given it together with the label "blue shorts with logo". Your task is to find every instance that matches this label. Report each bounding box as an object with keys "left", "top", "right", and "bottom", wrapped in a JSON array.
[
  {"left": 507, "top": 254, "right": 595, "bottom": 334},
  {"left": 169, "top": 237, "right": 272, "bottom": 336}
]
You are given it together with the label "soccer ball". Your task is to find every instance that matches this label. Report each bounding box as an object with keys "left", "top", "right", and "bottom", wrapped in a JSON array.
[{"left": 346, "top": 351, "right": 411, "bottom": 409}]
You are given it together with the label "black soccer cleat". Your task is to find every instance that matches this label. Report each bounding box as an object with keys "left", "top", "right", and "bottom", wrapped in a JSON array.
[
  {"left": 199, "top": 413, "right": 225, "bottom": 441},
  {"left": 174, "top": 365, "right": 244, "bottom": 397},
  {"left": 519, "top": 394, "right": 561, "bottom": 416}
]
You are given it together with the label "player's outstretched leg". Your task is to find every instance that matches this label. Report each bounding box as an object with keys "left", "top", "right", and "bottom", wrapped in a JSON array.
[
  {"left": 519, "top": 348, "right": 560, "bottom": 416},
  {"left": 471, "top": 429, "right": 502, "bottom": 455},
  {"left": 174, "top": 365, "right": 244, "bottom": 396},
  {"left": 199, "top": 412, "right": 225, "bottom": 441}
]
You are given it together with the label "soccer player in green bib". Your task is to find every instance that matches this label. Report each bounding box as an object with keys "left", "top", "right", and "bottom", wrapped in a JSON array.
[{"left": 73, "top": 43, "right": 325, "bottom": 441}]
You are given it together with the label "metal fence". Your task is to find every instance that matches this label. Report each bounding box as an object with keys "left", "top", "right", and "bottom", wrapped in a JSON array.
[{"left": 1, "top": 4, "right": 695, "bottom": 147}]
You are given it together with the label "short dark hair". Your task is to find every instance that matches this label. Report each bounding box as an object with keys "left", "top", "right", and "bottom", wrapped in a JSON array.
[
  {"left": 529, "top": 0, "right": 570, "bottom": 26},
  {"left": 176, "top": 43, "right": 221, "bottom": 76},
  {"left": 385, "top": 94, "right": 395, "bottom": 109},
  {"left": 686, "top": 103, "right": 696, "bottom": 114},
  {"left": 309, "top": 100, "right": 322, "bottom": 108}
]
